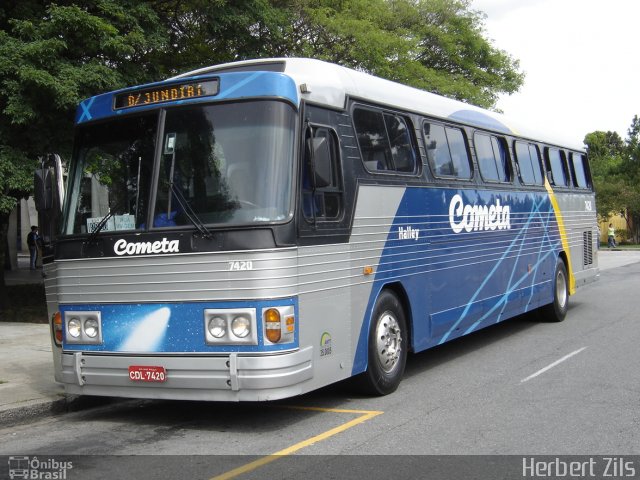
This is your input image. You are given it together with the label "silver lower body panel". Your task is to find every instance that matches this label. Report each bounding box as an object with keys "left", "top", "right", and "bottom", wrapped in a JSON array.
[{"left": 60, "top": 347, "right": 313, "bottom": 402}]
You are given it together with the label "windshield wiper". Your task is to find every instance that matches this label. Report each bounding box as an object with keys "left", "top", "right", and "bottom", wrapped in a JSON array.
[
  {"left": 168, "top": 184, "right": 214, "bottom": 239},
  {"left": 86, "top": 209, "right": 115, "bottom": 244}
]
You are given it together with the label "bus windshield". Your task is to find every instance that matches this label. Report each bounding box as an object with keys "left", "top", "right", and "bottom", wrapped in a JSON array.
[
  {"left": 62, "top": 100, "right": 295, "bottom": 235},
  {"left": 154, "top": 101, "right": 295, "bottom": 228}
]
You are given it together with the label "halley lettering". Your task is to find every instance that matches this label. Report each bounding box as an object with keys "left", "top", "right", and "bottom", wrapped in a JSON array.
[
  {"left": 449, "top": 194, "right": 511, "bottom": 233},
  {"left": 114, "top": 238, "right": 180, "bottom": 256},
  {"left": 398, "top": 226, "right": 420, "bottom": 241}
]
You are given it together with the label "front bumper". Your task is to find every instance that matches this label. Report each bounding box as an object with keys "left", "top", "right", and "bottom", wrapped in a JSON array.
[{"left": 60, "top": 347, "right": 313, "bottom": 402}]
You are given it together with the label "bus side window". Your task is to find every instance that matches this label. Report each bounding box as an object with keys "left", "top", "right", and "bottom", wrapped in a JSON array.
[
  {"left": 353, "top": 108, "right": 392, "bottom": 171},
  {"left": 570, "top": 152, "right": 589, "bottom": 188},
  {"left": 383, "top": 113, "right": 416, "bottom": 173},
  {"left": 514, "top": 141, "right": 544, "bottom": 185},
  {"left": 546, "top": 148, "right": 569, "bottom": 186},
  {"left": 423, "top": 122, "right": 471, "bottom": 179},
  {"left": 353, "top": 106, "right": 417, "bottom": 174},
  {"left": 474, "top": 132, "right": 511, "bottom": 183},
  {"left": 302, "top": 126, "right": 343, "bottom": 221}
]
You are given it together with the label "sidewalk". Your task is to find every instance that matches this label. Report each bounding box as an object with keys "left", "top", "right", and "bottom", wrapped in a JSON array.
[
  {"left": 0, "top": 322, "right": 66, "bottom": 424},
  {"left": 1, "top": 250, "right": 640, "bottom": 424},
  {"left": 2, "top": 255, "right": 62, "bottom": 424}
]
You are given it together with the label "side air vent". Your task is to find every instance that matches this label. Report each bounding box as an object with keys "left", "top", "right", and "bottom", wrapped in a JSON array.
[{"left": 583, "top": 231, "right": 593, "bottom": 266}]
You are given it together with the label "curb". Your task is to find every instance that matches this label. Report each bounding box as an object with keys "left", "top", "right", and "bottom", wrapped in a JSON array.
[{"left": 0, "top": 395, "right": 123, "bottom": 428}]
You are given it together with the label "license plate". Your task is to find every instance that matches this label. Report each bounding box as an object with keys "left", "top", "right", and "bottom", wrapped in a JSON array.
[{"left": 128, "top": 365, "right": 167, "bottom": 383}]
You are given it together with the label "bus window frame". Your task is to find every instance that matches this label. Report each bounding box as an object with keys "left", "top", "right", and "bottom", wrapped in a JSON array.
[
  {"left": 352, "top": 104, "right": 420, "bottom": 177},
  {"left": 513, "top": 140, "right": 545, "bottom": 186},
  {"left": 422, "top": 120, "right": 474, "bottom": 182},
  {"left": 473, "top": 131, "right": 513, "bottom": 184},
  {"left": 545, "top": 147, "right": 571, "bottom": 187},
  {"left": 569, "top": 151, "right": 591, "bottom": 190}
]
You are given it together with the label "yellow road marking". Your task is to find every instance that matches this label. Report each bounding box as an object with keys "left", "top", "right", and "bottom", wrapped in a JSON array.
[{"left": 209, "top": 406, "right": 383, "bottom": 480}]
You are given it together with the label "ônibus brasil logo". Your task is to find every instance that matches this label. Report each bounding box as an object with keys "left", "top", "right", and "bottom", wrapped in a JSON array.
[
  {"left": 7, "top": 456, "right": 73, "bottom": 479},
  {"left": 448, "top": 194, "right": 511, "bottom": 233}
]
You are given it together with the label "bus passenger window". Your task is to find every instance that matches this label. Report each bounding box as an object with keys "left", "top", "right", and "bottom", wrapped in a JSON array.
[
  {"left": 384, "top": 113, "right": 416, "bottom": 172},
  {"left": 474, "top": 132, "right": 510, "bottom": 182},
  {"left": 354, "top": 107, "right": 417, "bottom": 174},
  {"left": 546, "top": 148, "right": 569, "bottom": 186},
  {"left": 354, "top": 108, "right": 392, "bottom": 171},
  {"left": 570, "top": 152, "right": 589, "bottom": 188},
  {"left": 423, "top": 122, "right": 471, "bottom": 179},
  {"left": 514, "top": 141, "right": 544, "bottom": 185}
]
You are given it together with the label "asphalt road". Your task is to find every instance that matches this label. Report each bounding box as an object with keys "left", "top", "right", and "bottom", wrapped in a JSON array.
[{"left": 1, "top": 252, "right": 639, "bottom": 479}]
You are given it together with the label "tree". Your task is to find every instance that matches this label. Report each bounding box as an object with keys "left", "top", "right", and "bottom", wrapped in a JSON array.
[
  {"left": 145, "top": 0, "right": 524, "bottom": 108},
  {"left": 585, "top": 116, "right": 640, "bottom": 243},
  {"left": 0, "top": 1, "right": 167, "bottom": 307},
  {"left": 0, "top": 0, "right": 524, "bottom": 308}
]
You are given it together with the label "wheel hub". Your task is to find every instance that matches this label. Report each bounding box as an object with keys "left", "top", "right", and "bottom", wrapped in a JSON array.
[{"left": 375, "top": 312, "right": 402, "bottom": 373}]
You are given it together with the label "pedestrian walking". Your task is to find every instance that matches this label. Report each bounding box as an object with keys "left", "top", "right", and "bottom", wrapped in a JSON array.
[{"left": 607, "top": 223, "right": 616, "bottom": 248}]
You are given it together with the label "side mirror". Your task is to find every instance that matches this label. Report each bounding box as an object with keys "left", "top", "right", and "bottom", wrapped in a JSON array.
[
  {"left": 34, "top": 167, "right": 53, "bottom": 211},
  {"left": 309, "top": 136, "right": 332, "bottom": 188},
  {"left": 34, "top": 154, "right": 64, "bottom": 214}
]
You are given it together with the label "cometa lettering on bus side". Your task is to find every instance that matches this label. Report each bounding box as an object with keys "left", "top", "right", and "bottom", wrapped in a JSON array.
[
  {"left": 114, "top": 238, "right": 180, "bottom": 256},
  {"left": 448, "top": 194, "right": 511, "bottom": 233}
]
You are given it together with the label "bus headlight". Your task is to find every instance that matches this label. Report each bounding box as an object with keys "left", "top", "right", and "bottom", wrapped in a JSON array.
[
  {"left": 208, "top": 316, "right": 227, "bottom": 338},
  {"left": 204, "top": 309, "right": 257, "bottom": 345},
  {"left": 231, "top": 316, "right": 251, "bottom": 338},
  {"left": 84, "top": 318, "right": 100, "bottom": 338},
  {"left": 64, "top": 311, "right": 103, "bottom": 345},
  {"left": 68, "top": 318, "right": 82, "bottom": 338}
]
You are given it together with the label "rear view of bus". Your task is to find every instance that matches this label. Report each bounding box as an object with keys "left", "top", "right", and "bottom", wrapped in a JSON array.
[{"left": 45, "top": 58, "right": 598, "bottom": 401}]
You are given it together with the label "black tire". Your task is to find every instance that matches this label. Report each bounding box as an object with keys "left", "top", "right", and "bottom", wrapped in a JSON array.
[
  {"left": 541, "top": 258, "right": 569, "bottom": 322},
  {"left": 357, "top": 290, "right": 408, "bottom": 395}
]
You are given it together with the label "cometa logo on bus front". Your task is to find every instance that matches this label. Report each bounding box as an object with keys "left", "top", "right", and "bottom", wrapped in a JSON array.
[
  {"left": 114, "top": 238, "right": 180, "bottom": 256},
  {"left": 448, "top": 194, "right": 511, "bottom": 233}
]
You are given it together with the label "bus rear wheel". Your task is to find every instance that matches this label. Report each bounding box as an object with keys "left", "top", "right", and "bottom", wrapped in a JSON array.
[
  {"left": 358, "top": 290, "right": 408, "bottom": 395},
  {"left": 541, "top": 258, "right": 569, "bottom": 322}
]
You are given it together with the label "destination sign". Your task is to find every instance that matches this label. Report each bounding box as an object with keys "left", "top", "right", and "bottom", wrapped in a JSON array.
[{"left": 114, "top": 79, "right": 219, "bottom": 110}]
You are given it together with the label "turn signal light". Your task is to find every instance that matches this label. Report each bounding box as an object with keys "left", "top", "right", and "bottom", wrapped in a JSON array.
[
  {"left": 52, "top": 312, "right": 63, "bottom": 347},
  {"left": 285, "top": 315, "right": 295, "bottom": 334},
  {"left": 264, "top": 308, "right": 281, "bottom": 343}
]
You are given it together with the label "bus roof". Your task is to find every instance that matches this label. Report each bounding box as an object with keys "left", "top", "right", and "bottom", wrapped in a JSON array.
[{"left": 173, "top": 57, "right": 585, "bottom": 152}]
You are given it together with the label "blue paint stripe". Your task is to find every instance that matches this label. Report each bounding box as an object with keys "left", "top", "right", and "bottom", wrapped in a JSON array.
[{"left": 75, "top": 71, "right": 299, "bottom": 125}]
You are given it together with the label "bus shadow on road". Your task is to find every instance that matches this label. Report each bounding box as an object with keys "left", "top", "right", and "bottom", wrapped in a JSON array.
[{"left": 401, "top": 310, "right": 548, "bottom": 380}]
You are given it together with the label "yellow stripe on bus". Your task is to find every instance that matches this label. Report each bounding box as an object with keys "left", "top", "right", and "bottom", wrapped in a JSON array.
[{"left": 544, "top": 179, "right": 576, "bottom": 295}]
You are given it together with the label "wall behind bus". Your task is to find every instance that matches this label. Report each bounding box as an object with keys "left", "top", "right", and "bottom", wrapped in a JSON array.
[{"left": 599, "top": 215, "right": 628, "bottom": 243}]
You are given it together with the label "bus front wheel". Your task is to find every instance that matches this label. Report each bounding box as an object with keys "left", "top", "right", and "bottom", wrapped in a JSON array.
[
  {"left": 358, "top": 290, "right": 408, "bottom": 395},
  {"left": 541, "top": 258, "right": 569, "bottom": 322}
]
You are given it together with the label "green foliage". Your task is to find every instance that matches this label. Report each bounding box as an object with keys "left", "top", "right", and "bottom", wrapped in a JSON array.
[
  {"left": 585, "top": 116, "right": 640, "bottom": 242},
  {"left": 0, "top": 0, "right": 167, "bottom": 304}
]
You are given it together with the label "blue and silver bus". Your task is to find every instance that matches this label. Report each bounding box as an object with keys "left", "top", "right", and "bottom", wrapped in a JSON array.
[{"left": 46, "top": 58, "right": 598, "bottom": 400}]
